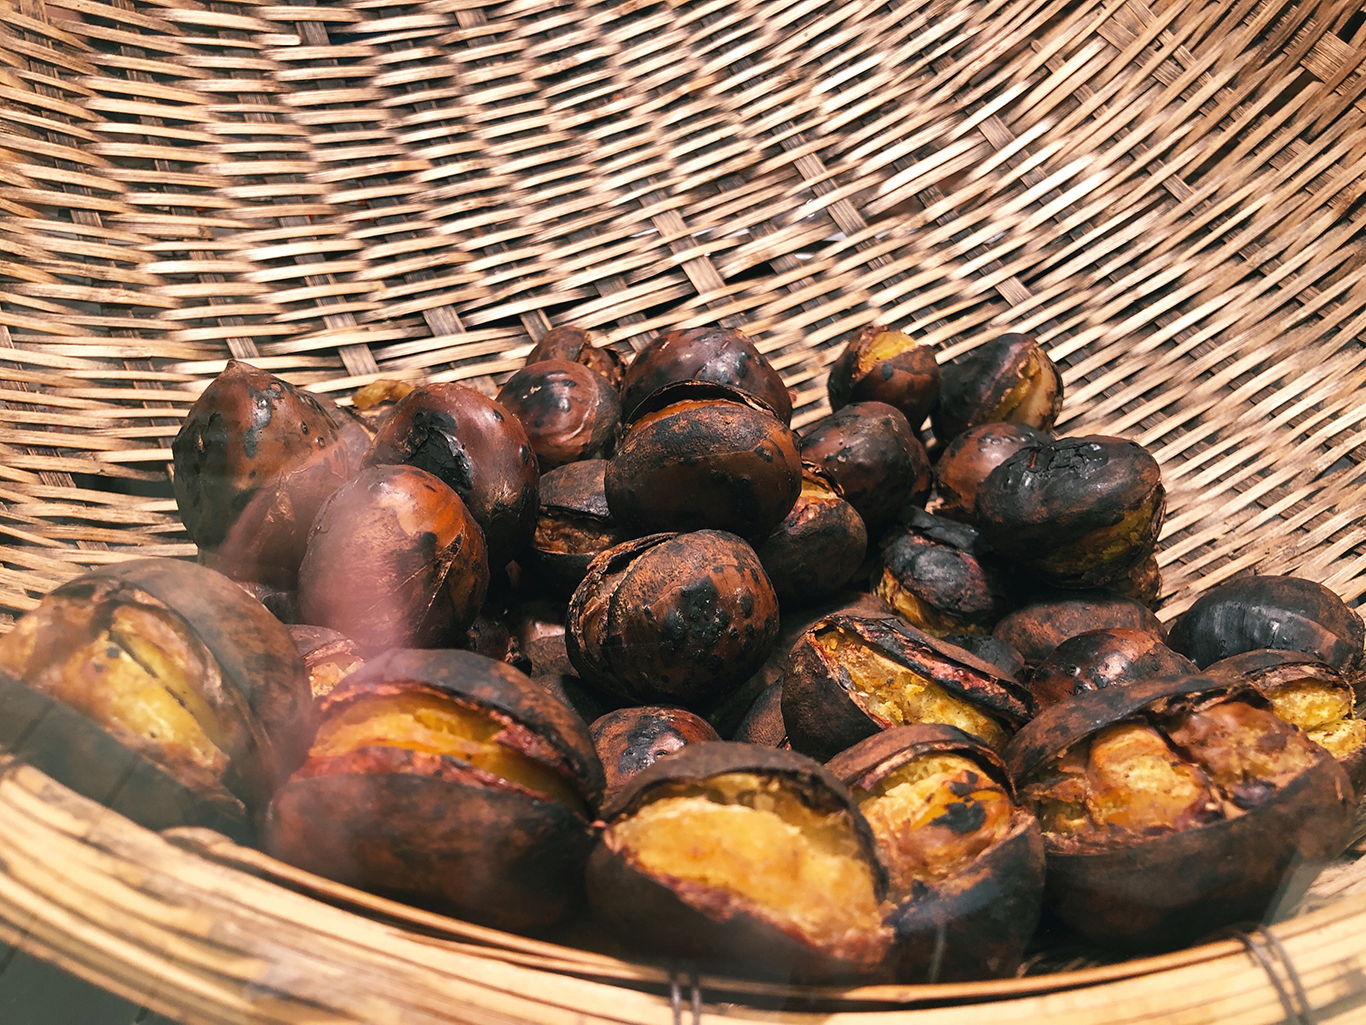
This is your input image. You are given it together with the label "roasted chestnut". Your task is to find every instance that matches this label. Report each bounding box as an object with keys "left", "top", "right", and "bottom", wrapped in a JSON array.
[
  {"left": 827, "top": 725, "right": 1044, "bottom": 982},
  {"left": 297, "top": 465, "right": 489, "bottom": 653},
  {"left": 566, "top": 531, "right": 780, "bottom": 710},
  {"left": 827, "top": 326, "right": 941, "bottom": 428},
  {"left": 976, "top": 436, "right": 1165, "bottom": 588},
  {"left": 605, "top": 399, "right": 802, "bottom": 539},
  {"left": 876, "top": 510, "right": 1014, "bottom": 637},
  {"left": 525, "top": 460, "right": 630, "bottom": 594},
  {"left": 527, "top": 325, "right": 624, "bottom": 390},
  {"left": 1008, "top": 676, "right": 1354, "bottom": 950},
  {"left": 732, "top": 682, "right": 788, "bottom": 747},
  {"left": 619, "top": 326, "right": 791, "bottom": 424},
  {"left": 289, "top": 625, "right": 364, "bottom": 700},
  {"left": 1106, "top": 554, "right": 1162, "bottom": 608},
  {"left": 364, "top": 383, "right": 539, "bottom": 566},
  {"left": 800, "top": 402, "right": 931, "bottom": 535},
  {"left": 993, "top": 593, "right": 1166, "bottom": 667},
  {"left": 172, "top": 361, "right": 356, "bottom": 588},
  {"left": 264, "top": 648, "right": 604, "bottom": 934},
  {"left": 931, "top": 334, "right": 1063, "bottom": 444},
  {"left": 942, "top": 635, "right": 1026, "bottom": 682},
  {"left": 755, "top": 468, "right": 867, "bottom": 605},
  {"left": 0, "top": 559, "right": 312, "bottom": 838},
  {"left": 496, "top": 360, "right": 621, "bottom": 469},
  {"left": 1167, "top": 575, "right": 1365, "bottom": 678},
  {"left": 934, "top": 422, "right": 1046, "bottom": 524},
  {"left": 783, "top": 613, "right": 1030, "bottom": 760},
  {"left": 510, "top": 600, "right": 573, "bottom": 678},
  {"left": 591, "top": 705, "right": 719, "bottom": 798},
  {"left": 1029, "top": 629, "right": 1195, "bottom": 711},
  {"left": 586, "top": 742, "right": 892, "bottom": 981}
]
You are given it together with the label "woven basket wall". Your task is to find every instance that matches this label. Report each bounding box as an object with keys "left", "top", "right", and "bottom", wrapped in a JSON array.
[{"left": 4, "top": 0, "right": 1366, "bottom": 1016}]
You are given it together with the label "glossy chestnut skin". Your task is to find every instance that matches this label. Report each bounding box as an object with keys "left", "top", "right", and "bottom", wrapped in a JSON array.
[
  {"left": 364, "top": 383, "right": 539, "bottom": 567},
  {"left": 827, "top": 725, "right": 1045, "bottom": 982},
  {"left": 1029, "top": 629, "right": 1196, "bottom": 711},
  {"left": 172, "top": 361, "right": 356, "bottom": 588},
  {"left": 587, "top": 743, "right": 892, "bottom": 982},
  {"left": 526, "top": 460, "right": 629, "bottom": 595},
  {"left": 566, "top": 531, "right": 781, "bottom": 710},
  {"left": 827, "top": 326, "right": 941, "bottom": 428},
  {"left": 298, "top": 465, "right": 489, "bottom": 653},
  {"left": 976, "top": 435, "right": 1165, "bottom": 588},
  {"left": 993, "top": 593, "right": 1166, "bottom": 668},
  {"left": 496, "top": 360, "right": 621, "bottom": 470},
  {"left": 931, "top": 334, "right": 1063, "bottom": 444},
  {"left": 605, "top": 399, "right": 802, "bottom": 540},
  {"left": 783, "top": 613, "right": 1030, "bottom": 760},
  {"left": 934, "top": 422, "right": 1046, "bottom": 524},
  {"left": 1167, "top": 575, "right": 1365, "bottom": 678},
  {"left": 591, "top": 705, "right": 720, "bottom": 798},
  {"left": 1007, "top": 676, "right": 1354, "bottom": 951},
  {"left": 619, "top": 326, "right": 791, "bottom": 424},
  {"left": 527, "top": 326, "right": 624, "bottom": 390},
  {"left": 877, "top": 510, "right": 1014, "bottom": 637},
  {"left": 800, "top": 402, "right": 932, "bottom": 536},
  {"left": 265, "top": 649, "right": 603, "bottom": 934},
  {"left": 755, "top": 468, "right": 867, "bottom": 606}
]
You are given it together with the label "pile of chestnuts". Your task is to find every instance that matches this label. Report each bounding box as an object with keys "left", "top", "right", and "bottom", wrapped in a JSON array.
[{"left": 1, "top": 319, "right": 1362, "bottom": 986}]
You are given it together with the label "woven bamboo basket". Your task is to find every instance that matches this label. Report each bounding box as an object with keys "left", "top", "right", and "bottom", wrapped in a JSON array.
[{"left": 4, "top": 0, "right": 1366, "bottom": 1013}]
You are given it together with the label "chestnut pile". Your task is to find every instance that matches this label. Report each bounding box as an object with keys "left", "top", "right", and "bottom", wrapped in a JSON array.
[{"left": 1, "top": 322, "right": 1362, "bottom": 986}]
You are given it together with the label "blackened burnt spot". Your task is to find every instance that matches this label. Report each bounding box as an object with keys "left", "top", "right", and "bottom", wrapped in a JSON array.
[
  {"left": 242, "top": 388, "right": 275, "bottom": 459},
  {"left": 405, "top": 411, "right": 475, "bottom": 497},
  {"left": 880, "top": 363, "right": 896, "bottom": 381},
  {"left": 947, "top": 772, "right": 980, "bottom": 797},
  {"left": 739, "top": 594, "right": 754, "bottom": 616},
  {"left": 936, "top": 799, "right": 987, "bottom": 834}
]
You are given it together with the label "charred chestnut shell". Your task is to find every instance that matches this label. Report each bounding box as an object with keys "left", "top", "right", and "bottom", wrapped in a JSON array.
[
  {"left": 264, "top": 648, "right": 603, "bottom": 934},
  {"left": 1030, "top": 629, "right": 1195, "bottom": 711},
  {"left": 783, "top": 613, "right": 1030, "bottom": 760},
  {"left": 931, "top": 334, "right": 1063, "bottom": 444},
  {"left": 755, "top": 467, "right": 867, "bottom": 606},
  {"left": 527, "top": 326, "right": 624, "bottom": 390},
  {"left": 1007, "top": 676, "right": 1354, "bottom": 950},
  {"left": 827, "top": 725, "right": 1044, "bottom": 982},
  {"left": 605, "top": 399, "right": 802, "bottom": 540},
  {"left": 619, "top": 326, "right": 791, "bottom": 424},
  {"left": 993, "top": 593, "right": 1166, "bottom": 668},
  {"left": 496, "top": 360, "right": 621, "bottom": 470},
  {"left": 566, "top": 531, "right": 781, "bottom": 710},
  {"left": 827, "top": 326, "right": 941, "bottom": 428},
  {"left": 364, "top": 383, "right": 539, "bottom": 566},
  {"left": 934, "top": 422, "right": 1047, "bottom": 525},
  {"left": 591, "top": 705, "right": 720, "bottom": 798},
  {"left": 1167, "top": 575, "right": 1365, "bottom": 678},
  {"left": 587, "top": 742, "right": 892, "bottom": 982},
  {"left": 526, "top": 460, "right": 629, "bottom": 595},
  {"left": 288, "top": 625, "right": 364, "bottom": 700}
]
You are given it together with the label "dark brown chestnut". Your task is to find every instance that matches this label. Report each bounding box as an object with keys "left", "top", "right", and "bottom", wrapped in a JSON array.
[
  {"left": 934, "top": 422, "right": 1046, "bottom": 524},
  {"left": 1029, "top": 629, "right": 1195, "bottom": 711},
  {"left": 931, "top": 334, "right": 1063, "bottom": 444},
  {"left": 566, "top": 531, "right": 780, "bottom": 710},
  {"left": 827, "top": 725, "right": 1044, "bottom": 982},
  {"left": 976, "top": 436, "right": 1165, "bottom": 588},
  {"left": 364, "top": 383, "right": 539, "bottom": 567},
  {"left": 619, "top": 326, "right": 791, "bottom": 424},
  {"left": 527, "top": 326, "right": 624, "bottom": 390},
  {"left": 993, "top": 592, "right": 1166, "bottom": 668},
  {"left": 264, "top": 648, "right": 603, "bottom": 934},
  {"left": 288, "top": 625, "right": 364, "bottom": 700},
  {"left": 1167, "top": 575, "right": 1365, "bottom": 678},
  {"left": 942, "top": 635, "right": 1026, "bottom": 682},
  {"left": 755, "top": 467, "right": 867, "bottom": 605},
  {"left": 1008, "top": 676, "right": 1354, "bottom": 950},
  {"left": 591, "top": 705, "right": 719, "bottom": 798},
  {"left": 800, "top": 402, "right": 931, "bottom": 535},
  {"left": 783, "top": 613, "right": 1030, "bottom": 760},
  {"left": 605, "top": 399, "right": 802, "bottom": 540},
  {"left": 731, "top": 682, "right": 788, "bottom": 747},
  {"left": 525, "top": 460, "right": 630, "bottom": 595},
  {"left": 172, "top": 361, "right": 356, "bottom": 589},
  {"left": 496, "top": 360, "right": 621, "bottom": 470},
  {"left": 827, "top": 326, "right": 941, "bottom": 428},
  {"left": 298, "top": 464, "right": 489, "bottom": 653},
  {"left": 587, "top": 742, "right": 892, "bottom": 982}
]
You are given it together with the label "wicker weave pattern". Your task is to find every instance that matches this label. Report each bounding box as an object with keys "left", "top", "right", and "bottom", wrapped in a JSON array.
[{"left": 2, "top": 0, "right": 1366, "bottom": 624}]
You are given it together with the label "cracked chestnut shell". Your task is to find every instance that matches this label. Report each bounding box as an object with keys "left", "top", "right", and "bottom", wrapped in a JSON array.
[
  {"left": 1030, "top": 629, "right": 1195, "bottom": 711},
  {"left": 298, "top": 465, "right": 489, "bottom": 653},
  {"left": 827, "top": 725, "right": 1044, "bottom": 982},
  {"left": 1007, "top": 675, "right": 1354, "bottom": 950},
  {"left": 934, "top": 422, "right": 1047, "bottom": 524},
  {"left": 931, "top": 335, "right": 1063, "bottom": 444},
  {"left": 172, "top": 361, "right": 357, "bottom": 589},
  {"left": 800, "top": 402, "right": 932, "bottom": 536},
  {"left": 566, "top": 531, "right": 780, "bottom": 710},
  {"left": 496, "top": 360, "right": 621, "bottom": 470},
  {"left": 527, "top": 326, "right": 624, "bottom": 390},
  {"left": 783, "top": 613, "right": 1030, "bottom": 760},
  {"left": 591, "top": 705, "right": 719, "bottom": 799},
  {"left": 755, "top": 467, "right": 867, "bottom": 605},
  {"left": 976, "top": 436, "right": 1165, "bottom": 588},
  {"left": 619, "top": 326, "right": 791, "bottom": 424},
  {"left": 993, "top": 593, "right": 1166, "bottom": 668},
  {"left": 827, "top": 326, "right": 941, "bottom": 428},
  {"left": 1167, "top": 575, "right": 1365, "bottom": 679},
  {"left": 0, "top": 559, "right": 313, "bottom": 839},
  {"left": 264, "top": 648, "right": 603, "bottom": 934},
  {"left": 364, "top": 384, "right": 539, "bottom": 567},
  {"left": 526, "top": 460, "right": 629, "bottom": 595},
  {"left": 289, "top": 625, "right": 364, "bottom": 700},
  {"left": 587, "top": 742, "right": 892, "bottom": 982},
  {"left": 605, "top": 399, "right": 802, "bottom": 540}
]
